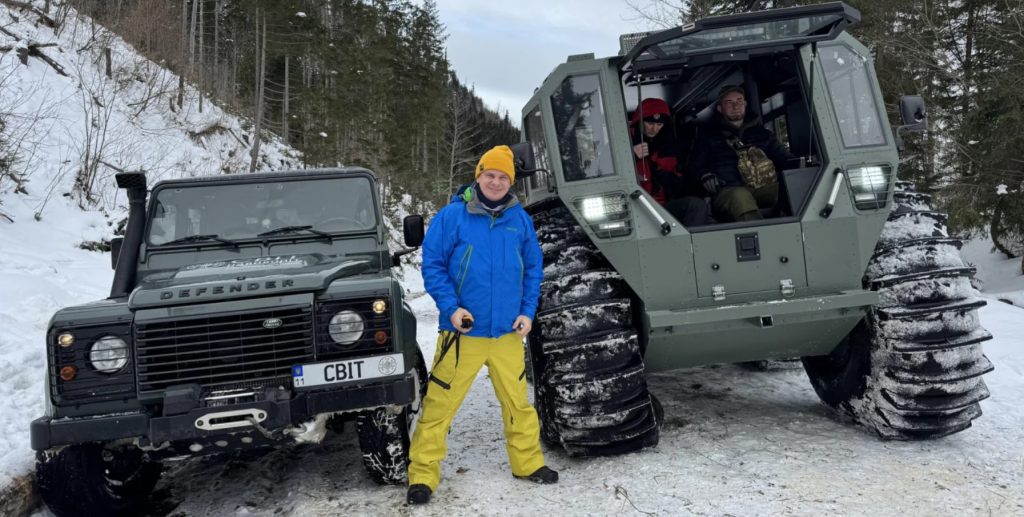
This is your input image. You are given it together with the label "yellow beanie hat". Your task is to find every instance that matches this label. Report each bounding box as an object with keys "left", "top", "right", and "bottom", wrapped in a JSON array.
[{"left": 475, "top": 145, "right": 516, "bottom": 183}]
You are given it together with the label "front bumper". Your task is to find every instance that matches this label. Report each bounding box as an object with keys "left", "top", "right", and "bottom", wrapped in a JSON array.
[{"left": 31, "top": 372, "right": 416, "bottom": 451}]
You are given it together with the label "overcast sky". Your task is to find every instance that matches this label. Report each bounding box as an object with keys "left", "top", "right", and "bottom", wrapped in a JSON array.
[{"left": 435, "top": 0, "right": 661, "bottom": 123}]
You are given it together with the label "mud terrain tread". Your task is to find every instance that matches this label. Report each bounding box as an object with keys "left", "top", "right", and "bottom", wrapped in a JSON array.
[
  {"left": 880, "top": 383, "right": 991, "bottom": 413},
  {"left": 804, "top": 181, "right": 993, "bottom": 440},
  {"left": 36, "top": 444, "right": 161, "bottom": 517},
  {"left": 542, "top": 329, "right": 640, "bottom": 378},
  {"left": 540, "top": 269, "right": 629, "bottom": 308},
  {"left": 536, "top": 298, "right": 632, "bottom": 341},
  {"left": 530, "top": 204, "right": 658, "bottom": 456},
  {"left": 888, "top": 327, "right": 992, "bottom": 353},
  {"left": 542, "top": 244, "right": 610, "bottom": 277},
  {"left": 356, "top": 351, "right": 427, "bottom": 485}
]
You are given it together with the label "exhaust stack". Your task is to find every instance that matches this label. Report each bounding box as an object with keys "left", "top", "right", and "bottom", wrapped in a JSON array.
[{"left": 109, "top": 172, "right": 147, "bottom": 298}]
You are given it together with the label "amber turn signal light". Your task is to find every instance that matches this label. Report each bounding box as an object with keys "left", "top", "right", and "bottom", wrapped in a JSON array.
[
  {"left": 59, "top": 365, "right": 77, "bottom": 381},
  {"left": 374, "top": 331, "right": 388, "bottom": 345}
]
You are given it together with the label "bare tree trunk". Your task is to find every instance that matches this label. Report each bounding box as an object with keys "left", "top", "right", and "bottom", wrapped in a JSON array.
[
  {"left": 178, "top": 0, "right": 187, "bottom": 109},
  {"left": 249, "top": 13, "right": 266, "bottom": 172},
  {"left": 197, "top": 0, "right": 204, "bottom": 112},
  {"left": 213, "top": 0, "right": 219, "bottom": 92},
  {"left": 104, "top": 47, "right": 111, "bottom": 78},
  {"left": 189, "top": 0, "right": 198, "bottom": 79},
  {"left": 991, "top": 201, "right": 1019, "bottom": 259},
  {"left": 283, "top": 54, "right": 289, "bottom": 144}
]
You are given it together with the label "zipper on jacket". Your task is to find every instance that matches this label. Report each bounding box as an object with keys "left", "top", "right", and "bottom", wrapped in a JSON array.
[
  {"left": 456, "top": 244, "right": 474, "bottom": 295},
  {"left": 516, "top": 248, "right": 524, "bottom": 285}
]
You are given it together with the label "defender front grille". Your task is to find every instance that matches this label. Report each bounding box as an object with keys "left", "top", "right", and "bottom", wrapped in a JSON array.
[{"left": 135, "top": 305, "right": 314, "bottom": 393}]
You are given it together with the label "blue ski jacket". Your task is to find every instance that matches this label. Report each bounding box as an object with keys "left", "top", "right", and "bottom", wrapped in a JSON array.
[{"left": 421, "top": 186, "right": 543, "bottom": 338}]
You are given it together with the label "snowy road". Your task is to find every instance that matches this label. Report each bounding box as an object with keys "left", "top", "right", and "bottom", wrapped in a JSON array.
[{"left": 41, "top": 295, "right": 1019, "bottom": 517}]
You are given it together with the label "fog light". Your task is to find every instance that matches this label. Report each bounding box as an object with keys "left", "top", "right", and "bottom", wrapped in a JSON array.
[
  {"left": 58, "top": 333, "right": 74, "bottom": 347},
  {"left": 374, "top": 331, "right": 388, "bottom": 345},
  {"left": 59, "top": 365, "right": 77, "bottom": 381},
  {"left": 372, "top": 299, "right": 387, "bottom": 314}
]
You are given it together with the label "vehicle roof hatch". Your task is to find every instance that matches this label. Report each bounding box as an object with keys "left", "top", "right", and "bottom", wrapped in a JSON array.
[{"left": 620, "top": 1, "right": 860, "bottom": 73}]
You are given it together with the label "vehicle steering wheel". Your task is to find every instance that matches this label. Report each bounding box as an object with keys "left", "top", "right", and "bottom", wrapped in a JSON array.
[{"left": 317, "top": 216, "right": 364, "bottom": 229}]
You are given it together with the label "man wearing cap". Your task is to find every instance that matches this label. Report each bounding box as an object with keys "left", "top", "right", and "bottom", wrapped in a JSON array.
[
  {"left": 406, "top": 145, "right": 556, "bottom": 505},
  {"left": 630, "top": 97, "right": 707, "bottom": 227},
  {"left": 690, "top": 85, "right": 794, "bottom": 221}
]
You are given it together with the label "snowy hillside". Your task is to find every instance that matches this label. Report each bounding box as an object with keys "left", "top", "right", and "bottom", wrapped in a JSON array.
[
  {"left": 0, "top": 1, "right": 299, "bottom": 226},
  {"left": 0, "top": 0, "right": 298, "bottom": 488}
]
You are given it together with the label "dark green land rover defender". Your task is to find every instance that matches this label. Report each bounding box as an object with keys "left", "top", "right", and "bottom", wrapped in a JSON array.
[{"left": 31, "top": 169, "right": 427, "bottom": 516}]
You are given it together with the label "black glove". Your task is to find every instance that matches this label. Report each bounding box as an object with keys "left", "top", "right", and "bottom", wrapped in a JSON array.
[{"left": 701, "top": 173, "right": 721, "bottom": 194}]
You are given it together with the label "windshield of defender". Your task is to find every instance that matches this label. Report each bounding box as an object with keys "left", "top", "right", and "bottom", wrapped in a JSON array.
[{"left": 147, "top": 176, "right": 377, "bottom": 246}]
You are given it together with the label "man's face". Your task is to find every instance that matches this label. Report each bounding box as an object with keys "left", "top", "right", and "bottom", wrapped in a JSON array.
[
  {"left": 478, "top": 169, "right": 511, "bottom": 202},
  {"left": 718, "top": 91, "right": 746, "bottom": 123},
  {"left": 642, "top": 120, "right": 664, "bottom": 139}
]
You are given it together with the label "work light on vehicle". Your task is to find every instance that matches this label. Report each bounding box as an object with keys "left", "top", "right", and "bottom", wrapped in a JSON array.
[
  {"left": 846, "top": 165, "right": 892, "bottom": 210},
  {"left": 574, "top": 193, "right": 632, "bottom": 238},
  {"left": 89, "top": 336, "right": 129, "bottom": 373},
  {"left": 329, "top": 310, "right": 364, "bottom": 345}
]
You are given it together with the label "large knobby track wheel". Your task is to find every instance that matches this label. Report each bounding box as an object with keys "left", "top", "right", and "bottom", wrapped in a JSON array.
[
  {"left": 530, "top": 204, "right": 659, "bottom": 456},
  {"left": 356, "top": 349, "right": 428, "bottom": 484},
  {"left": 36, "top": 443, "right": 162, "bottom": 517},
  {"left": 803, "top": 181, "right": 994, "bottom": 439}
]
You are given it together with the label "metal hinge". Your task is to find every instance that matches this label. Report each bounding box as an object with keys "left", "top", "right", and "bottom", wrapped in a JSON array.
[
  {"left": 712, "top": 285, "right": 726, "bottom": 301},
  {"left": 780, "top": 279, "right": 795, "bottom": 298}
]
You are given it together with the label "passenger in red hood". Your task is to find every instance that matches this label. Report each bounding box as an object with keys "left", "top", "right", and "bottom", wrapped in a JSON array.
[{"left": 630, "top": 98, "right": 707, "bottom": 227}]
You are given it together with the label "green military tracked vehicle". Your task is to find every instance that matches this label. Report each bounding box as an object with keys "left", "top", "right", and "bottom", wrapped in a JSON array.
[
  {"left": 515, "top": 2, "right": 993, "bottom": 456},
  {"left": 31, "top": 169, "right": 427, "bottom": 516}
]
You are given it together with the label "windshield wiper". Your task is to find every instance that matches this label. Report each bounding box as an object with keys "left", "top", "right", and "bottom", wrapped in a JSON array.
[
  {"left": 158, "top": 234, "right": 239, "bottom": 248},
  {"left": 257, "top": 225, "right": 333, "bottom": 241}
]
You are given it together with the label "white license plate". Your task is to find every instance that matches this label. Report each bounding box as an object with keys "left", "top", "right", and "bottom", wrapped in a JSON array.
[{"left": 292, "top": 353, "right": 404, "bottom": 389}]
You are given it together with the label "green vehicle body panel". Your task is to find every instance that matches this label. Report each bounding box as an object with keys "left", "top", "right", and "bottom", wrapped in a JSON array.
[{"left": 522, "top": 9, "right": 898, "bottom": 370}]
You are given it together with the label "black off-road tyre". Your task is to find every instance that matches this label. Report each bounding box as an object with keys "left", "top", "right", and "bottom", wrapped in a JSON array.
[
  {"left": 356, "top": 350, "right": 428, "bottom": 484},
  {"left": 36, "top": 444, "right": 162, "bottom": 517},
  {"left": 530, "top": 204, "right": 659, "bottom": 457},
  {"left": 803, "top": 182, "right": 993, "bottom": 439}
]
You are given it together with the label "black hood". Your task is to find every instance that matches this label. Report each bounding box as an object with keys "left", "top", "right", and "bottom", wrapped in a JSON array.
[{"left": 129, "top": 254, "right": 373, "bottom": 308}]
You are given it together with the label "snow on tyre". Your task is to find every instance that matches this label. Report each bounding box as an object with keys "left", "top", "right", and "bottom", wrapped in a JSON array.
[
  {"left": 537, "top": 298, "right": 631, "bottom": 341},
  {"left": 803, "top": 182, "right": 993, "bottom": 440}
]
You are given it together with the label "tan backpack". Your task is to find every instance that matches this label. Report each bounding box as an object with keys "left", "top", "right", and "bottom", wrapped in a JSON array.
[{"left": 726, "top": 135, "right": 777, "bottom": 190}]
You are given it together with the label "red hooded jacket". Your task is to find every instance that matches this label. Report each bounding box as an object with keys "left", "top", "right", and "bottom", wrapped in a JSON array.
[{"left": 630, "top": 98, "right": 679, "bottom": 204}]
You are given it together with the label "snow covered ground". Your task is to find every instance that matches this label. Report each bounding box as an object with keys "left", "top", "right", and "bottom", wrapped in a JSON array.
[{"left": 2, "top": 222, "right": 1020, "bottom": 516}]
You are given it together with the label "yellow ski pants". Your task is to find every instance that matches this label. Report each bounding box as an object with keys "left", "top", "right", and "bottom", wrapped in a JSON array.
[{"left": 407, "top": 331, "right": 545, "bottom": 490}]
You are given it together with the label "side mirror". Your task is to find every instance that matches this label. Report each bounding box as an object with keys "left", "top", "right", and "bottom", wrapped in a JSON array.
[
  {"left": 509, "top": 142, "right": 538, "bottom": 178},
  {"left": 110, "top": 237, "right": 123, "bottom": 270},
  {"left": 899, "top": 95, "right": 927, "bottom": 132},
  {"left": 403, "top": 215, "right": 424, "bottom": 248}
]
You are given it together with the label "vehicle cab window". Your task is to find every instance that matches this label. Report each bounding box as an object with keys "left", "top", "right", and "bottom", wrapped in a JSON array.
[
  {"left": 820, "top": 43, "right": 886, "bottom": 148},
  {"left": 551, "top": 74, "right": 615, "bottom": 182}
]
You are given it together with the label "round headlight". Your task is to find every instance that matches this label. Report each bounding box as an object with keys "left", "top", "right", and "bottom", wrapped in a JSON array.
[
  {"left": 329, "top": 311, "right": 364, "bottom": 345},
  {"left": 89, "top": 336, "right": 129, "bottom": 373}
]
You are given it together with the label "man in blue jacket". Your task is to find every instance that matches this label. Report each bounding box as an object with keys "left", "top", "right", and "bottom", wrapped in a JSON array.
[{"left": 406, "top": 145, "right": 557, "bottom": 505}]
